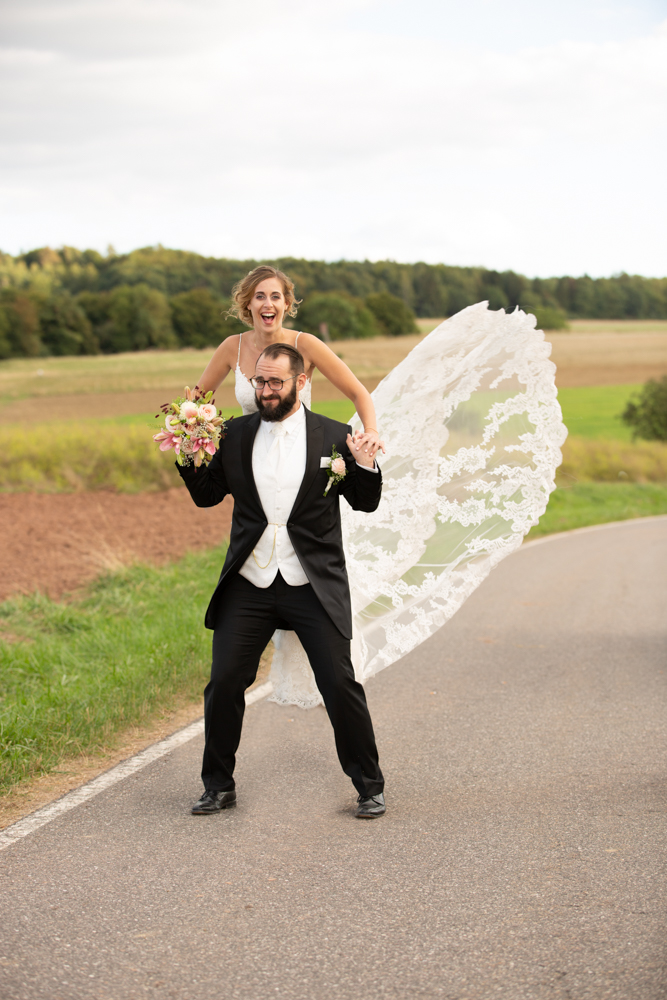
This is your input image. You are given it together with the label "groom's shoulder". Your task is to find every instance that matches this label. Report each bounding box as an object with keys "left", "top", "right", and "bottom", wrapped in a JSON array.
[
  {"left": 223, "top": 413, "right": 254, "bottom": 439},
  {"left": 307, "top": 409, "right": 351, "bottom": 437}
]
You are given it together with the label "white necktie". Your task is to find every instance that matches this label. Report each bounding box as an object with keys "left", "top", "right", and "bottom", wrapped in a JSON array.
[{"left": 269, "top": 422, "right": 288, "bottom": 465}]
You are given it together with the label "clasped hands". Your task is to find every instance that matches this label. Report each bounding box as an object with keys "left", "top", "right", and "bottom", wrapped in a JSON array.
[{"left": 346, "top": 428, "right": 385, "bottom": 469}]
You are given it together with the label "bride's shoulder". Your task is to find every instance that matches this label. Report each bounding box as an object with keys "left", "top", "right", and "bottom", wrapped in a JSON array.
[
  {"left": 294, "top": 330, "right": 334, "bottom": 357},
  {"left": 293, "top": 330, "right": 318, "bottom": 344},
  {"left": 218, "top": 332, "right": 242, "bottom": 359}
]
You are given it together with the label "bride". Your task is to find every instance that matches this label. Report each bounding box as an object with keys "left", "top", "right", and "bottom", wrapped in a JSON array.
[
  {"left": 197, "top": 265, "right": 567, "bottom": 709},
  {"left": 197, "top": 264, "right": 384, "bottom": 460}
]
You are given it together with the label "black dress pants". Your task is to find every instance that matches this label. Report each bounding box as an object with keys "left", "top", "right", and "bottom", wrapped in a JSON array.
[{"left": 202, "top": 572, "right": 384, "bottom": 798}]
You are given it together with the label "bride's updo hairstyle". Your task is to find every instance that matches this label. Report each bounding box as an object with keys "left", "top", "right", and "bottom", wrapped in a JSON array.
[{"left": 230, "top": 265, "right": 300, "bottom": 327}]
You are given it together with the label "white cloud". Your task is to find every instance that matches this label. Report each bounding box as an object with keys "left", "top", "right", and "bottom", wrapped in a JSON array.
[{"left": 0, "top": 0, "right": 666, "bottom": 275}]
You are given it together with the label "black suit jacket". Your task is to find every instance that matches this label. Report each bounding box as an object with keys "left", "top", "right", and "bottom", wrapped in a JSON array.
[{"left": 177, "top": 407, "right": 382, "bottom": 638}]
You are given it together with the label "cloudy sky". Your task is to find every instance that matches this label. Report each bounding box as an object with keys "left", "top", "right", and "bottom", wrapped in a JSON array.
[{"left": 1, "top": 0, "right": 666, "bottom": 276}]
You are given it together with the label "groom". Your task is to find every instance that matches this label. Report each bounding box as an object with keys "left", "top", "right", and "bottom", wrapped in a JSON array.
[{"left": 177, "top": 343, "right": 386, "bottom": 819}]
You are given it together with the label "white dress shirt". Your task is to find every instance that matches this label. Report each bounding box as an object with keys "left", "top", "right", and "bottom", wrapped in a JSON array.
[{"left": 239, "top": 403, "right": 310, "bottom": 588}]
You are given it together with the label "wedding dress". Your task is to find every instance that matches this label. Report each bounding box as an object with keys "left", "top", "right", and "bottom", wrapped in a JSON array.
[{"left": 233, "top": 307, "right": 567, "bottom": 708}]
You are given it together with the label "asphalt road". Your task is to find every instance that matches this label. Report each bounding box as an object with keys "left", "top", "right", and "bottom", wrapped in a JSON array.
[{"left": 1, "top": 519, "right": 666, "bottom": 1000}]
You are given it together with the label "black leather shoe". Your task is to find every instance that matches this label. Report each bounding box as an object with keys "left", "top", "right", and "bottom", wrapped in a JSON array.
[
  {"left": 355, "top": 792, "right": 386, "bottom": 818},
  {"left": 191, "top": 789, "right": 237, "bottom": 815}
]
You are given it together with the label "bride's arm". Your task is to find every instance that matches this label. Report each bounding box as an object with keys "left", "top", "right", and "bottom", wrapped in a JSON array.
[
  {"left": 299, "top": 333, "right": 385, "bottom": 459},
  {"left": 195, "top": 336, "right": 238, "bottom": 394}
]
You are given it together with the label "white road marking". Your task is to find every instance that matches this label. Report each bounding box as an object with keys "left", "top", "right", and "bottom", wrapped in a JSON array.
[{"left": 0, "top": 681, "right": 274, "bottom": 852}]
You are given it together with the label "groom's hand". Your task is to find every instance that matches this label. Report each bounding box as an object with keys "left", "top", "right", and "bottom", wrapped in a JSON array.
[{"left": 346, "top": 432, "right": 376, "bottom": 469}]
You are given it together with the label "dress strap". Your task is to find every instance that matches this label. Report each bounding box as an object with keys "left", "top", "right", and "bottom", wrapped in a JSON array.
[
  {"left": 294, "top": 332, "right": 300, "bottom": 351},
  {"left": 236, "top": 331, "right": 243, "bottom": 367}
]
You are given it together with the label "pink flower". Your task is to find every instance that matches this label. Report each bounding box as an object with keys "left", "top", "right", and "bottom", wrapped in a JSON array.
[
  {"left": 204, "top": 440, "right": 216, "bottom": 455},
  {"left": 198, "top": 403, "right": 217, "bottom": 421},
  {"left": 153, "top": 430, "right": 180, "bottom": 452},
  {"left": 189, "top": 436, "right": 210, "bottom": 453},
  {"left": 179, "top": 401, "right": 199, "bottom": 423},
  {"left": 331, "top": 457, "right": 346, "bottom": 476},
  {"left": 180, "top": 437, "right": 196, "bottom": 455}
]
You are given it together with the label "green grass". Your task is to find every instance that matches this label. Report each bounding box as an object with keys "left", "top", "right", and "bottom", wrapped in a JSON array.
[
  {"left": 0, "top": 545, "right": 227, "bottom": 793},
  {"left": 527, "top": 483, "right": 667, "bottom": 538},
  {"left": 557, "top": 384, "right": 639, "bottom": 440}
]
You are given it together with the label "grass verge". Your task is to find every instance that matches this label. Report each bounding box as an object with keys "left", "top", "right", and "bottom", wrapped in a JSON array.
[{"left": 0, "top": 545, "right": 227, "bottom": 793}]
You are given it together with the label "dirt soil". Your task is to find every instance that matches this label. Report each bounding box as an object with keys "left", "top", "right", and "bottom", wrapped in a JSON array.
[{"left": 0, "top": 488, "right": 233, "bottom": 602}]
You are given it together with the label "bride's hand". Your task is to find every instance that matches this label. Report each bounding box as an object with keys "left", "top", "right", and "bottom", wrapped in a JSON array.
[{"left": 353, "top": 428, "right": 385, "bottom": 460}]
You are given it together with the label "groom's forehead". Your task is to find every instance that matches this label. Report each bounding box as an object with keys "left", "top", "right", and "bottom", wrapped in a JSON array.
[{"left": 255, "top": 355, "right": 291, "bottom": 377}]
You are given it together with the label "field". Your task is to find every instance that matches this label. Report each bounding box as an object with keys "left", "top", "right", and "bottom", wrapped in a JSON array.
[
  {"left": 2, "top": 318, "right": 667, "bottom": 424},
  {"left": 1, "top": 317, "right": 666, "bottom": 813}
]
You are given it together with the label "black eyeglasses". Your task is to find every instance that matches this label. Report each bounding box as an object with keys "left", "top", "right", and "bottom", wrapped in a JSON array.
[{"left": 250, "top": 375, "right": 298, "bottom": 391}]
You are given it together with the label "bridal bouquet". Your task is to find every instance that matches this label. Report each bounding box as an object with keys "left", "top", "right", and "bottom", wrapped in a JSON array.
[{"left": 153, "top": 386, "right": 229, "bottom": 468}]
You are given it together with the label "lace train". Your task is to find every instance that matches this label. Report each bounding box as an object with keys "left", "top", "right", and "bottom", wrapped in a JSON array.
[{"left": 268, "top": 303, "right": 567, "bottom": 708}]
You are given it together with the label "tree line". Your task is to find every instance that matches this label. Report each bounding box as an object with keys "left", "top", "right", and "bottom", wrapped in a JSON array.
[{"left": 1, "top": 244, "right": 666, "bottom": 359}]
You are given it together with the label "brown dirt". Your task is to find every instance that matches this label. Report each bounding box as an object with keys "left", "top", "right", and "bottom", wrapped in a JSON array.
[{"left": 0, "top": 488, "right": 233, "bottom": 602}]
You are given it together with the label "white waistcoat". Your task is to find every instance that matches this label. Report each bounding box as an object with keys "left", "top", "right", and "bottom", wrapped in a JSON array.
[{"left": 238, "top": 404, "right": 310, "bottom": 588}]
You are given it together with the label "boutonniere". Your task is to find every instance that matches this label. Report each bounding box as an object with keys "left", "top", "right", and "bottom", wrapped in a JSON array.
[{"left": 321, "top": 446, "right": 347, "bottom": 496}]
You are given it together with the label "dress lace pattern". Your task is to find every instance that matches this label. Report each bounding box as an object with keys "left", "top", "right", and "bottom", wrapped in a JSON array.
[{"left": 236, "top": 307, "right": 567, "bottom": 709}]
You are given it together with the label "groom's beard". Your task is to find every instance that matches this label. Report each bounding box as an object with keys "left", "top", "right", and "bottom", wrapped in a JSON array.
[{"left": 257, "top": 381, "right": 299, "bottom": 422}]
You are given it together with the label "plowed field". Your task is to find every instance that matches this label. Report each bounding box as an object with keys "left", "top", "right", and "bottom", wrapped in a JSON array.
[{"left": 1, "top": 489, "right": 233, "bottom": 602}]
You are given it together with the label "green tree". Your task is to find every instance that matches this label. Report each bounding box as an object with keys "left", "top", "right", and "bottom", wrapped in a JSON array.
[
  {"left": 38, "top": 292, "right": 99, "bottom": 355},
  {"left": 170, "top": 289, "right": 244, "bottom": 348},
  {"left": 103, "top": 284, "right": 177, "bottom": 352},
  {"left": 76, "top": 290, "right": 114, "bottom": 349},
  {"left": 365, "top": 292, "right": 418, "bottom": 336},
  {"left": 481, "top": 286, "right": 510, "bottom": 311},
  {"left": 0, "top": 290, "right": 42, "bottom": 356},
  {"left": 297, "top": 292, "right": 380, "bottom": 340},
  {"left": 532, "top": 306, "right": 570, "bottom": 331},
  {"left": 621, "top": 377, "right": 667, "bottom": 441},
  {"left": 4, "top": 246, "right": 667, "bottom": 336},
  {"left": 0, "top": 306, "right": 12, "bottom": 359}
]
